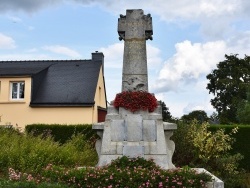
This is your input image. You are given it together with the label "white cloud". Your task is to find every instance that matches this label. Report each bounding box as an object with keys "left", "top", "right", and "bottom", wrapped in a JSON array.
[
  {"left": 227, "top": 31, "right": 250, "bottom": 56},
  {"left": 147, "top": 44, "right": 162, "bottom": 70},
  {"left": 153, "top": 30, "right": 250, "bottom": 94},
  {"left": 183, "top": 101, "right": 215, "bottom": 116},
  {"left": 43, "top": 45, "right": 81, "bottom": 58},
  {"left": 152, "top": 40, "right": 226, "bottom": 93},
  {"left": 74, "top": 0, "right": 250, "bottom": 39},
  {"left": 151, "top": 30, "right": 250, "bottom": 116},
  {"left": 99, "top": 42, "right": 123, "bottom": 68},
  {"left": 0, "top": 33, "right": 16, "bottom": 49},
  {"left": 8, "top": 15, "right": 22, "bottom": 23},
  {"left": 1, "top": 0, "right": 249, "bottom": 40}
]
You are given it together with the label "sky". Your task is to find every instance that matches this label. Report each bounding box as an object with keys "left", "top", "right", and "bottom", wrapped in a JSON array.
[{"left": 0, "top": 0, "right": 249, "bottom": 118}]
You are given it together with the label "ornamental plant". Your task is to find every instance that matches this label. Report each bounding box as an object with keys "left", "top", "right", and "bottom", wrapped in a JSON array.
[
  {"left": 6, "top": 157, "right": 212, "bottom": 188},
  {"left": 173, "top": 120, "right": 244, "bottom": 187},
  {"left": 114, "top": 91, "right": 158, "bottom": 112}
]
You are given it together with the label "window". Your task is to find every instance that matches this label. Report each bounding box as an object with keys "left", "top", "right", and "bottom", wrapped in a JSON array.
[{"left": 11, "top": 82, "right": 25, "bottom": 100}]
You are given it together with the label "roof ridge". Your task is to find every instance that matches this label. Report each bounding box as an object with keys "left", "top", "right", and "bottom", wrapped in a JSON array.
[{"left": 0, "top": 59, "right": 92, "bottom": 63}]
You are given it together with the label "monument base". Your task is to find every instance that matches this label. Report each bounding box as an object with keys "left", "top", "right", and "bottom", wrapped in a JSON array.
[
  {"left": 93, "top": 102, "right": 177, "bottom": 169},
  {"left": 196, "top": 168, "right": 224, "bottom": 188}
]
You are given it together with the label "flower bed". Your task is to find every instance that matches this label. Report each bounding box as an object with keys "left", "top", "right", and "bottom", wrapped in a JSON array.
[
  {"left": 114, "top": 91, "right": 158, "bottom": 112},
  {"left": 6, "top": 157, "right": 212, "bottom": 188}
]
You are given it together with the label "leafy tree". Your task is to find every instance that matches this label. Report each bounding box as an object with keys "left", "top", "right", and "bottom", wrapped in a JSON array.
[
  {"left": 237, "top": 88, "right": 250, "bottom": 124},
  {"left": 181, "top": 110, "right": 209, "bottom": 123},
  {"left": 159, "top": 101, "right": 173, "bottom": 122},
  {"left": 209, "top": 112, "right": 219, "bottom": 124},
  {"left": 206, "top": 54, "right": 250, "bottom": 123}
]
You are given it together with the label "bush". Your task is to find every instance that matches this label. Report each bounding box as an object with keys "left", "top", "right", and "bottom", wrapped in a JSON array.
[
  {"left": 0, "top": 128, "right": 97, "bottom": 174},
  {"left": 25, "top": 124, "right": 97, "bottom": 145},
  {"left": 6, "top": 157, "right": 212, "bottom": 188},
  {"left": 209, "top": 124, "right": 250, "bottom": 172},
  {"left": 237, "top": 88, "right": 250, "bottom": 124},
  {"left": 172, "top": 120, "right": 244, "bottom": 187}
]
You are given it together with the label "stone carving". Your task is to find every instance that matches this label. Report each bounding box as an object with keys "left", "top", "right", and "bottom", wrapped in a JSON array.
[
  {"left": 145, "top": 31, "right": 153, "bottom": 40},
  {"left": 123, "top": 76, "right": 145, "bottom": 91},
  {"left": 145, "top": 14, "right": 153, "bottom": 40},
  {"left": 118, "top": 32, "right": 125, "bottom": 41}
]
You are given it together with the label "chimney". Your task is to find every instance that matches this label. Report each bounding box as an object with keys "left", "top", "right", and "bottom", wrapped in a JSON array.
[
  {"left": 92, "top": 51, "right": 104, "bottom": 74},
  {"left": 92, "top": 51, "right": 104, "bottom": 63}
]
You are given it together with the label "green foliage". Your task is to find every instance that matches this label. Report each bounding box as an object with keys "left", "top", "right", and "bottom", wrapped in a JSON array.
[
  {"left": 173, "top": 121, "right": 244, "bottom": 187},
  {"left": 0, "top": 128, "right": 97, "bottom": 174},
  {"left": 159, "top": 100, "right": 174, "bottom": 122},
  {"left": 187, "top": 121, "right": 237, "bottom": 160},
  {"left": 181, "top": 110, "right": 209, "bottom": 124},
  {"left": 209, "top": 124, "right": 250, "bottom": 172},
  {"left": 107, "top": 156, "right": 159, "bottom": 171},
  {"left": 209, "top": 112, "right": 219, "bottom": 124},
  {"left": 0, "top": 180, "right": 68, "bottom": 188},
  {"left": 237, "top": 88, "right": 250, "bottom": 124},
  {"left": 25, "top": 124, "right": 98, "bottom": 145},
  {"left": 206, "top": 54, "right": 250, "bottom": 124},
  {"left": 5, "top": 157, "right": 212, "bottom": 188}
]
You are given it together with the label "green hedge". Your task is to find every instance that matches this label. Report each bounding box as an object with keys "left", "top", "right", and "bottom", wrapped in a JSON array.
[
  {"left": 25, "top": 124, "right": 98, "bottom": 145},
  {"left": 209, "top": 124, "right": 250, "bottom": 172}
]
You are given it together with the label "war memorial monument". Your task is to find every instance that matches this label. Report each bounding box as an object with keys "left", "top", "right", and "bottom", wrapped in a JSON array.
[
  {"left": 93, "top": 9, "right": 177, "bottom": 169},
  {"left": 92, "top": 9, "right": 224, "bottom": 187}
]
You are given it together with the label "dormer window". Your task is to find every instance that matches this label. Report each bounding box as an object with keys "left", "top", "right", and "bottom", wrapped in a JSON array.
[{"left": 11, "top": 82, "right": 25, "bottom": 100}]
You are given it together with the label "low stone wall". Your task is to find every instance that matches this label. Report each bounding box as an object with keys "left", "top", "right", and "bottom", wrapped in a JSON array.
[{"left": 195, "top": 168, "right": 224, "bottom": 188}]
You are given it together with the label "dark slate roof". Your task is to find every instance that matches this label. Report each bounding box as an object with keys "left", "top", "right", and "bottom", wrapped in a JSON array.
[
  {"left": 0, "top": 52, "right": 104, "bottom": 107},
  {"left": 0, "top": 61, "right": 55, "bottom": 76}
]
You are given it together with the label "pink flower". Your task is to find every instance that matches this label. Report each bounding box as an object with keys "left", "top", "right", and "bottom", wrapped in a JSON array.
[{"left": 158, "top": 182, "right": 163, "bottom": 187}]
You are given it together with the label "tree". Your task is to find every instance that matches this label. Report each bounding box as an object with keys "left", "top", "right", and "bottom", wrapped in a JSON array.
[
  {"left": 159, "top": 101, "right": 173, "bottom": 122},
  {"left": 206, "top": 54, "right": 250, "bottom": 123},
  {"left": 181, "top": 110, "right": 209, "bottom": 123},
  {"left": 237, "top": 87, "right": 250, "bottom": 124},
  {"left": 209, "top": 112, "right": 219, "bottom": 124}
]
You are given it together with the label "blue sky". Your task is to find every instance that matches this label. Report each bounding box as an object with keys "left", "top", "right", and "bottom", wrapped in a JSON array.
[{"left": 0, "top": 0, "right": 249, "bottom": 117}]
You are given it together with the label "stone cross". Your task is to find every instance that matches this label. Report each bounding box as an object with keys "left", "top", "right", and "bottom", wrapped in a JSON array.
[
  {"left": 93, "top": 9, "right": 177, "bottom": 170},
  {"left": 118, "top": 9, "right": 153, "bottom": 92}
]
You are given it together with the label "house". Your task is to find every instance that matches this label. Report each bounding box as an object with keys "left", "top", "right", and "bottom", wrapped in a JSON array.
[{"left": 0, "top": 52, "right": 107, "bottom": 130}]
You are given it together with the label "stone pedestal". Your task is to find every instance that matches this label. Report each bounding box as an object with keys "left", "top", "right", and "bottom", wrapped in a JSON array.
[{"left": 93, "top": 103, "right": 177, "bottom": 169}]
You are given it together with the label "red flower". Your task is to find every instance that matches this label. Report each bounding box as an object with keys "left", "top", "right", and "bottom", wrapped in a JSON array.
[{"left": 113, "top": 91, "right": 158, "bottom": 112}]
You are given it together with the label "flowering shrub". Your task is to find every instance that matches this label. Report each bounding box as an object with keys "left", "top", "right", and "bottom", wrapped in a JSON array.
[
  {"left": 173, "top": 120, "right": 245, "bottom": 187},
  {"left": 114, "top": 91, "right": 158, "bottom": 112},
  {"left": 6, "top": 157, "right": 212, "bottom": 188}
]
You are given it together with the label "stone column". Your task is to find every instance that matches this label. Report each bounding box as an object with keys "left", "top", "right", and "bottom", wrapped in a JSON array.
[{"left": 118, "top": 9, "right": 153, "bottom": 92}]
